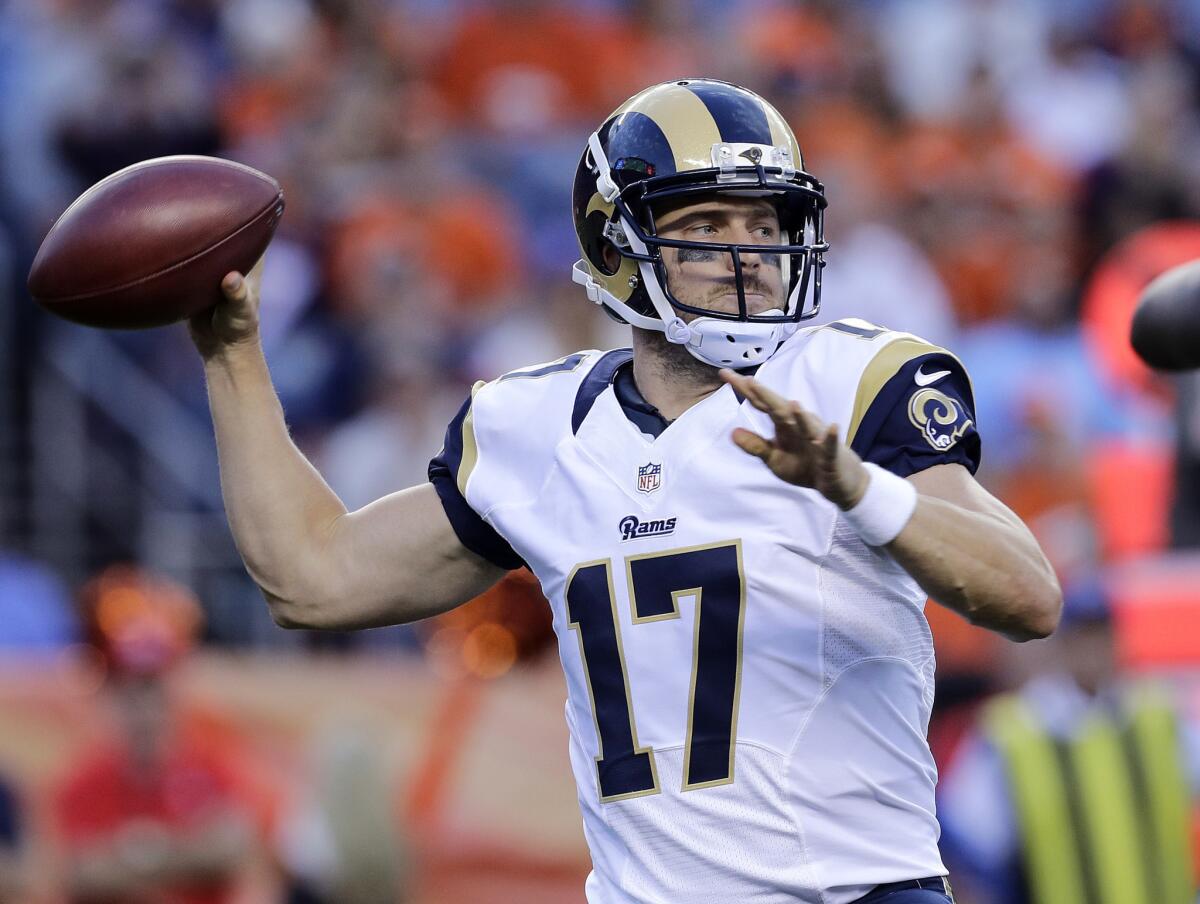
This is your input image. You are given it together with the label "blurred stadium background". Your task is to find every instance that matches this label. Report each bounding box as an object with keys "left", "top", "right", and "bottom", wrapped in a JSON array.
[{"left": 2, "top": 0, "right": 1200, "bottom": 901}]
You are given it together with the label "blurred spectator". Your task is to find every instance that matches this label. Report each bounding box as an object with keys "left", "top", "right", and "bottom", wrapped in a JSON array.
[
  {"left": 873, "top": 0, "right": 1051, "bottom": 122},
  {"left": 0, "top": 0, "right": 105, "bottom": 235},
  {"left": 937, "top": 586, "right": 1199, "bottom": 904},
  {"left": 51, "top": 566, "right": 265, "bottom": 904},
  {"left": 1002, "top": 27, "right": 1130, "bottom": 174},
  {"left": 54, "top": 36, "right": 219, "bottom": 190},
  {"left": 432, "top": 0, "right": 633, "bottom": 135},
  {"left": 1078, "top": 54, "right": 1200, "bottom": 273},
  {"left": 272, "top": 729, "right": 409, "bottom": 904},
  {"left": 316, "top": 363, "right": 460, "bottom": 511},
  {"left": 802, "top": 93, "right": 958, "bottom": 347}
]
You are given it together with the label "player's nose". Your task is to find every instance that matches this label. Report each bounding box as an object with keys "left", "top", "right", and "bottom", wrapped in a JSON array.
[{"left": 726, "top": 228, "right": 763, "bottom": 271}]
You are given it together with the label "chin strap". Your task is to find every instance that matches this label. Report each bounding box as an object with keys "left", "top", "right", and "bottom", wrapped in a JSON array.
[
  {"left": 664, "top": 317, "right": 692, "bottom": 344},
  {"left": 682, "top": 314, "right": 799, "bottom": 368}
]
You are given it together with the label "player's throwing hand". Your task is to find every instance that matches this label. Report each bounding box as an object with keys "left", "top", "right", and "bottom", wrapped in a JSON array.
[
  {"left": 188, "top": 258, "right": 265, "bottom": 359},
  {"left": 720, "top": 368, "right": 870, "bottom": 511}
]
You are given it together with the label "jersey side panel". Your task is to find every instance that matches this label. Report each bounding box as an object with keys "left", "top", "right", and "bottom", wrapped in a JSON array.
[{"left": 759, "top": 321, "right": 951, "bottom": 895}]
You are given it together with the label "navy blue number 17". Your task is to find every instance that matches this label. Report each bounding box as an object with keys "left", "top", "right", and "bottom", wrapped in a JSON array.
[{"left": 565, "top": 541, "right": 746, "bottom": 801}]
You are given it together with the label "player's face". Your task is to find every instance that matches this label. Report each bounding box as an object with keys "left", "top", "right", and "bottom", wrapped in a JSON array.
[{"left": 652, "top": 194, "right": 785, "bottom": 319}]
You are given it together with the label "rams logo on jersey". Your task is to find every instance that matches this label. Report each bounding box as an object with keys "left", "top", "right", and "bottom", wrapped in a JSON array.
[
  {"left": 619, "top": 515, "right": 677, "bottom": 542},
  {"left": 908, "top": 387, "right": 972, "bottom": 451}
]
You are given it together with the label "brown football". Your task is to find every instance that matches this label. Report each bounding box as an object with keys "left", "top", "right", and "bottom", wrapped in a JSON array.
[{"left": 27, "top": 155, "right": 284, "bottom": 329}]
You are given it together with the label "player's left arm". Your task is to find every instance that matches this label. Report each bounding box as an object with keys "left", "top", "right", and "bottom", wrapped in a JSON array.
[
  {"left": 720, "top": 369, "right": 1061, "bottom": 642},
  {"left": 890, "top": 462, "right": 1061, "bottom": 641}
]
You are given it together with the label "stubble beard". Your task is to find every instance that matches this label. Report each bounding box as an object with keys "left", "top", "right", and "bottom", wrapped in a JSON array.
[{"left": 631, "top": 326, "right": 723, "bottom": 391}]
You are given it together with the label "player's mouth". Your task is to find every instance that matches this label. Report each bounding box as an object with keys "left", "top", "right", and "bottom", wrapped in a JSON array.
[{"left": 710, "top": 292, "right": 776, "bottom": 315}]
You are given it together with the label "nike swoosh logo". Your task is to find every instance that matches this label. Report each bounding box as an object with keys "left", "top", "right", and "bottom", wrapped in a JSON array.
[{"left": 915, "top": 365, "right": 951, "bottom": 386}]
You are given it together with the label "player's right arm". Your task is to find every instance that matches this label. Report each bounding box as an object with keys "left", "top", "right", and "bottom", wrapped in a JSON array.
[{"left": 190, "top": 267, "right": 505, "bottom": 630}]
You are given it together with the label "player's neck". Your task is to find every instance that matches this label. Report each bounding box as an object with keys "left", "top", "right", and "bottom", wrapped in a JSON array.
[{"left": 630, "top": 328, "right": 723, "bottom": 421}]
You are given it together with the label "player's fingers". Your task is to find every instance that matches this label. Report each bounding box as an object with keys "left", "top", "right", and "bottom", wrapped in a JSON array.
[
  {"left": 725, "top": 370, "right": 791, "bottom": 416},
  {"left": 221, "top": 271, "right": 247, "bottom": 302},
  {"left": 719, "top": 368, "right": 770, "bottom": 410},
  {"left": 753, "top": 400, "right": 815, "bottom": 445},
  {"left": 720, "top": 369, "right": 808, "bottom": 430},
  {"left": 731, "top": 427, "right": 775, "bottom": 461},
  {"left": 818, "top": 424, "right": 840, "bottom": 466},
  {"left": 792, "top": 402, "right": 829, "bottom": 441}
]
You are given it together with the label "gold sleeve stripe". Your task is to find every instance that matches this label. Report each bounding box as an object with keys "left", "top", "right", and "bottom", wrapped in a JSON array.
[
  {"left": 629, "top": 84, "right": 721, "bottom": 172},
  {"left": 846, "top": 336, "right": 961, "bottom": 447},
  {"left": 456, "top": 380, "right": 487, "bottom": 497}
]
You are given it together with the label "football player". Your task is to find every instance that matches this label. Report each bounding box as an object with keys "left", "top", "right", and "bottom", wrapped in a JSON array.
[{"left": 191, "top": 79, "right": 1061, "bottom": 904}]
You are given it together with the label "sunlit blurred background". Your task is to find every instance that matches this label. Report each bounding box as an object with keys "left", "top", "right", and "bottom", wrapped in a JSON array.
[{"left": 2, "top": 0, "right": 1200, "bottom": 901}]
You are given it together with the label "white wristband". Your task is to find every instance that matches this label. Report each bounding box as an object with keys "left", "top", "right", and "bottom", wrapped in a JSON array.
[{"left": 841, "top": 463, "right": 918, "bottom": 546}]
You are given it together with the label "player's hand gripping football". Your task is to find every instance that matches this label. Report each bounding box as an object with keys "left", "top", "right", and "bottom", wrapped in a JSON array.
[
  {"left": 719, "top": 369, "right": 870, "bottom": 511},
  {"left": 188, "top": 258, "right": 264, "bottom": 359}
]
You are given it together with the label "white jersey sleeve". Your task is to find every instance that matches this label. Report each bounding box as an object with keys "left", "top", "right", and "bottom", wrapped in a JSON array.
[{"left": 427, "top": 351, "right": 602, "bottom": 569}]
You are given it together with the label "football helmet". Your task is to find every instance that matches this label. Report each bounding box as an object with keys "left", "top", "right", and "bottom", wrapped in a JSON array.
[{"left": 572, "top": 78, "right": 828, "bottom": 368}]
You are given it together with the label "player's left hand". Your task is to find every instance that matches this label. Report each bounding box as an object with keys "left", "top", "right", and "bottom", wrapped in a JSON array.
[{"left": 719, "top": 369, "right": 870, "bottom": 511}]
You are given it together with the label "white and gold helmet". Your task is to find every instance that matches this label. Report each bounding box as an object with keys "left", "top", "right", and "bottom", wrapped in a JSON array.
[{"left": 571, "top": 78, "right": 828, "bottom": 368}]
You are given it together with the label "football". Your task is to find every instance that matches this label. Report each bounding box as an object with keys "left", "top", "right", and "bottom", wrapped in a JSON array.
[
  {"left": 1131, "top": 258, "right": 1200, "bottom": 371},
  {"left": 27, "top": 156, "right": 284, "bottom": 329}
]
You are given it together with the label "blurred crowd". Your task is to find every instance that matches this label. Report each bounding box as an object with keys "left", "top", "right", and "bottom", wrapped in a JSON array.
[{"left": 3, "top": 0, "right": 1200, "bottom": 901}]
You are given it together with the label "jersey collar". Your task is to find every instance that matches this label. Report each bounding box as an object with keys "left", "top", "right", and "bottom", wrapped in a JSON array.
[
  {"left": 572, "top": 348, "right": 758, "bottom": 439},
  {"left": 572, "top": 349, "right": 673, "bottom": 439}
]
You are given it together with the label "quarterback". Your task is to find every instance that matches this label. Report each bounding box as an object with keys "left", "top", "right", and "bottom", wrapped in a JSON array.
[{"left": 191, "top": 80, "right": 1061, "bottom": 904}]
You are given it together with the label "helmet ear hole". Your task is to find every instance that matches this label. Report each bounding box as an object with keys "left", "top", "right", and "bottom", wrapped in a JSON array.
[{"left": 582, "top": 210, "right": 618, "bottom": 275}]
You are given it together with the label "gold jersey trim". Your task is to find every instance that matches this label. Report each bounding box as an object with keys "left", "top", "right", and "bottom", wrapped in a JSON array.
[{"left": 456, "top": 380, "right": 486, "bottom": 498}]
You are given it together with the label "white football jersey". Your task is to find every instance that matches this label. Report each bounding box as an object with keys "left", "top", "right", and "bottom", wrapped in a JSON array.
[{"left": 429, "top": 320, "right": 980, "bottom": 904}]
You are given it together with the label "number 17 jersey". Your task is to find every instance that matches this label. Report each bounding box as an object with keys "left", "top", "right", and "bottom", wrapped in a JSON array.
[{"left": 429, "top": 321, "right": 981, "bottom": 904}]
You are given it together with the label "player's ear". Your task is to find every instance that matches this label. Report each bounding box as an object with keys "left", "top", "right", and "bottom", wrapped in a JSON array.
[{"left": 601, "top": 241, "right": 621, "bottom": 274}]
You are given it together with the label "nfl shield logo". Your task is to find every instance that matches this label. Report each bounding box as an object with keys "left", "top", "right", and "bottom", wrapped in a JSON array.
[{"left": 637, "top": 462, "right": 662, "bottom": 494}]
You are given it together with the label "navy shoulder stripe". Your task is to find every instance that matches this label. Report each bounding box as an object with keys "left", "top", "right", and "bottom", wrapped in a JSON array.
[
  {"left": 684, "top": 82, "right": 772, "bottom": 146},
  {"left": 573, "top": 349, "right": 633, "bottom": 434},
  {"left": 498, "top": 352, "right": 588, "bottom": 382}
]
